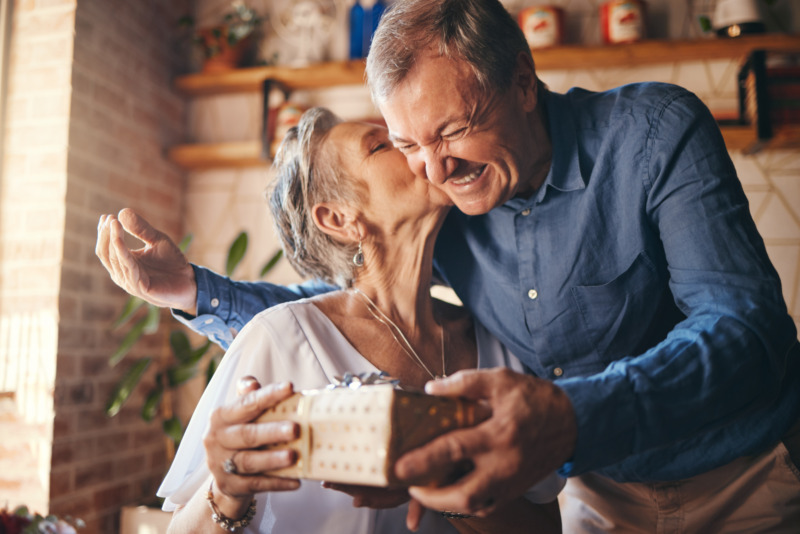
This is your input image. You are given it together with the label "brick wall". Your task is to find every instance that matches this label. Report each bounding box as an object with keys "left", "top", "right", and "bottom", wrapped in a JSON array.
[
  {"left": 53, "top": 0, "right": 190, "bottom": 532},
  {"left": 0, "top": 0, "right": 77, "bottom": 518},
  {"left": 0, "top": 0, "right": 190, "bottom": 532}
]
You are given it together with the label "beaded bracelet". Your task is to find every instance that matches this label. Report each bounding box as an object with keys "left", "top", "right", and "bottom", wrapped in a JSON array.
[{"left": 206, "top": 481, "right": 257, "bottom": 532}]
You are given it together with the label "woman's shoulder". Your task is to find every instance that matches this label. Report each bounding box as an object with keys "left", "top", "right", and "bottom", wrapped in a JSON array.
[{"left": 247, "top": 297, "right": 330, "bottom": 329}]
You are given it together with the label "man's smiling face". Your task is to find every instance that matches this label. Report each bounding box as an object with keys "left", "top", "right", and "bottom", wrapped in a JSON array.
[{"left": 379, "top": 50, "right": 545, "bottom": 215}]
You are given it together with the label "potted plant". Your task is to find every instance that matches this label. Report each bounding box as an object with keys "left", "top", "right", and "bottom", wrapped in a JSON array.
[
  {"left": 105, "top": 231, "right": 283, "bottom": 452},
  {"left": 179, "top": 1, "right": 263, "bottom": 73},
  {"left": 109, "top": 232, "right": 283, "bottom": 533}
]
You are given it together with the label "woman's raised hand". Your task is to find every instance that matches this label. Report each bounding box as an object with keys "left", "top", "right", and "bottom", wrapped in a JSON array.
[
  {"left": 95, "top": 208, "right": 198, "bottom": 314},
  {"left": 204, "top": 378, "right": 301, "bottom": 508}
]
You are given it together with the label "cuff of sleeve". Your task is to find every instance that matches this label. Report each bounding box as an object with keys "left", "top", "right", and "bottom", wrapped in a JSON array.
[
  {"left": 555, "top": 366, "right": 636, "bottom": 476},
  {"left": 193, "top": 264, "right": 232, "bottom": 321},
  {"left": 170, "top": 310, "right": 234, "bottom": 350}
]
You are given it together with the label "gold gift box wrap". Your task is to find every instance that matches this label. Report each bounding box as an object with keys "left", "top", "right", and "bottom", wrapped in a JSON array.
[{"left": 256, "top": 383, "right": 484, "bottom": 487}]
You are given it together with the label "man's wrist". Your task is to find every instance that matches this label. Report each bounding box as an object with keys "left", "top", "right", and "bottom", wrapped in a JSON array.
[{"left": 176, "top": 262, "right": 198, "bottom": 315}]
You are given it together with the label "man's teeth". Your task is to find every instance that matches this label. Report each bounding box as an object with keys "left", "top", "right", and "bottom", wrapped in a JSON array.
[{"left": 451, "top": 167, "right": 484, "bottom": 185}]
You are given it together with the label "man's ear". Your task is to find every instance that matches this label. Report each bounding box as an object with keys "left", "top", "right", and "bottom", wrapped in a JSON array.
[
  {"left": 515, "top": 52, "right": 539, "bottom": 112},
  {"left": 311, "top": 202, "right": 361, "bottom": 244}
]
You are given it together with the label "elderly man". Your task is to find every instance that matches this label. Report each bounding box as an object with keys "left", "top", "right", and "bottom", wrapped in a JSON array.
[{"left": 97, "top": 0, "right": 800, "bottom": 530}]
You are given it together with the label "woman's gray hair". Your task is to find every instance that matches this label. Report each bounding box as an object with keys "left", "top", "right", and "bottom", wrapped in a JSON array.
[
  {"left": 269, "top": 107, "right": 362, "bottom": 288},
  {"left": 366, "top": 0, "right": 535, "bottom": 104}
]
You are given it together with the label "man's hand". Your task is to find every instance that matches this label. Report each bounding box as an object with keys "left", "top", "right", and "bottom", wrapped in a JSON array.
[
  {"left": 394, "top": 368, "right": 577, "bottom": 516},
  {"left": 96, "top": 208, "right": 198, "bottom": 314}
]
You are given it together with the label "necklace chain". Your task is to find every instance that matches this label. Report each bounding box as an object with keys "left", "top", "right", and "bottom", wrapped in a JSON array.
[{"left": 352, "top": 287, "right": 446, "bottom": 379}]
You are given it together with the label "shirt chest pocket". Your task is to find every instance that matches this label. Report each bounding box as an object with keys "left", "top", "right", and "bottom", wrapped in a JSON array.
[{"left": 570, "top": 252, "right": 666, "bottom": 363}]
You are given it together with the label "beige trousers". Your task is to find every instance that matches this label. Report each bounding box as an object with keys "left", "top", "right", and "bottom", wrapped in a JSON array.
[{"left": 560, "top": 433, "right": 800, "bottom": 533}]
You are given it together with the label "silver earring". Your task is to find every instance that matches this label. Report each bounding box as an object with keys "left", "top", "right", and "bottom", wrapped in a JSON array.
[{"left": 353, "top": 239, "right": 364, "bottom": 267}]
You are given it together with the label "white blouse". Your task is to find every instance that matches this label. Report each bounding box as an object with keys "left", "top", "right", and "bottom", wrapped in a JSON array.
[{"left": 157, "top": 299, "right": 564, "bottom": 534}]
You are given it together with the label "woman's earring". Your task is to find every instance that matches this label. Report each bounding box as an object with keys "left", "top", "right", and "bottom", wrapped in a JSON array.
[{"left": 353, "top": 238, "right": 364, "bottom": 267}]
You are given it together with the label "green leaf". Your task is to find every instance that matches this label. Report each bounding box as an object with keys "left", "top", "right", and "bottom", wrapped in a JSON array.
[
  {"left": 226, "top": 231, "right": 248, "bottom": 277},
  {"left": 178, "top": 233, "right": 194, "bottom": 253},
  {"left": 13, "top": 505, "right": 29, "bottom": 516},
  {"left": 177, "top": 15, "right": 194, "bottom": 28},
  {"left": 143, "top": 304, "right": 160, "bottom": 334},
  {"left": 259, "top": 249, "right": 283, "bottom": 278},
  {"left": 697, "top": 15, "right": 712, "bottom": 33},
  {"left": 206, "top": 355, "right": 220, "bottom": 385},
  {"left": 163, "top": 416, "right": 184, "bottom": 447},
  {"left": 192, "top": 339, "right": 213, "bottom": 363},
  {"left": 105, "top": 358, "right": 151, "bottom": 417},
  {"left": 141, "top": 385, "right": 163, "bottom": 422},
  {"left": 109, "top": 316, "right": 148, "bottom": 367},
  {"left": 169, "top": 330, "right": 193, "bottom": 363},
  {"left": 167, "top": 361, "right": 198, "bottom": 387},
  {"left": 112, "top": 296, "right": 147, "bottom": 329}
]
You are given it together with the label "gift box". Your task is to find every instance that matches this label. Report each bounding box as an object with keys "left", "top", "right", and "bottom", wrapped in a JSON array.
[{"left": 256, "top": 380, "right": 487, "bottom": 487}]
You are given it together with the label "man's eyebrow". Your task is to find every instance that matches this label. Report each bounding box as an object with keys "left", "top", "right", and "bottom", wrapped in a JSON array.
[{"left": 387, "top": 132, "right": 411, "bottom": 145}]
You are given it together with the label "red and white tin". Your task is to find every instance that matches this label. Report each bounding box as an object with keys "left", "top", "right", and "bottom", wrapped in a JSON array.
[
  {"left": 601, "top": 0, "right": 645, "bottom": 44},
  {"left": 518, "top": 6, "right": 564, "bottom": 49}
]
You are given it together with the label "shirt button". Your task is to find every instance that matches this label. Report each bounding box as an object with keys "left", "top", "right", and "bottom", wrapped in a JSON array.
[
  {"left": 204, "top": 318, "right": 214, "bottom": 325},
  {"left": 210, "top": 298, "right": 220, "bottom": 308},
  {"left": 527, "top": 289, "right": 538, "bottom": 300},
  {"left": 521, "top": 209, "right": 531, "bottom": 216},
  {"left": 553, "top": 367, "right": 563, "bottom": 377}
]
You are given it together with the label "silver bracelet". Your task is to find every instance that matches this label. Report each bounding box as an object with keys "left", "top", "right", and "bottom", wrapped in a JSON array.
[{"left": 206, "top": 481, "right": 257, "bottom": 532}]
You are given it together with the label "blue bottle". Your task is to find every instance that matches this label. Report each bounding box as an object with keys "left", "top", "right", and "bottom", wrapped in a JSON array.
[
  {"left": 349, "top": 0, "right": 365, "bottom": 59},
  {"left": 367, "top": 0, "right": 386, "bottom": 54}
]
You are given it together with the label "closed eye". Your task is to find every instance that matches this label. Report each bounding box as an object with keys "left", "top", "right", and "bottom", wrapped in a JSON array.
[
  {"left": 443, "top": 127, "right": 467, "bottom": 140},
  {"left": 392, "top": 141, "right": 416, "bottom": 154},
  {"left": 370, "top": 142, "right": 388, "bottom": 154}
]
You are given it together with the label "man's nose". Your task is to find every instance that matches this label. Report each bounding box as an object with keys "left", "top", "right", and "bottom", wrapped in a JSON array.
[{"left": 419, "top": 146, "right": 455, "bottom": 185}]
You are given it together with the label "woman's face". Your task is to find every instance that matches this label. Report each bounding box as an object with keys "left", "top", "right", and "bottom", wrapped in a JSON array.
[{"left": 325, "top": 121, "right": 452, "bottom": 224}]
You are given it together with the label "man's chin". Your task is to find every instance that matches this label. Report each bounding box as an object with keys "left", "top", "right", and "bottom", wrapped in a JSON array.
[{"left": 452, "top": 198, "right": 497, "bottom": 216}]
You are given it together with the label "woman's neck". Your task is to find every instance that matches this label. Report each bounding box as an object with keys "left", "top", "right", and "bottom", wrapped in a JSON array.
[{"left": 351, "top": 213, "right": 444, "bottom": 334}]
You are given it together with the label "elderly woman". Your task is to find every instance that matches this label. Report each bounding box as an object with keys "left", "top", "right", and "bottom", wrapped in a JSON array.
[{"left": 100, "top": 108, "right": 563, "bottom": 533}]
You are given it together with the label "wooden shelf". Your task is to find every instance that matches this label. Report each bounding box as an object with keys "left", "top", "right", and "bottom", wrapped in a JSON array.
[
  {"left": 173, "top": 34, "right": 800, "bottom": 97},
  {"left": 532, "top": 34, "right": 800, "bottom": 70},
  {"left": 168, "top": 141, "right": 267, "bottom": 170},
  {"left": 175, "top": 59, "right": 367, "bottom": 96},
  {"left": 720, "top": 125, "right": 800, "bottom": 153},
  {"left": 169, "top": 34, "right": 800, "bottom": 169}
]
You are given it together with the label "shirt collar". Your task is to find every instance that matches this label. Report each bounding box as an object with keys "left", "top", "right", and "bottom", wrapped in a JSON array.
[{"left": 533, "top": 89, "right": 586, "bottom": 204}]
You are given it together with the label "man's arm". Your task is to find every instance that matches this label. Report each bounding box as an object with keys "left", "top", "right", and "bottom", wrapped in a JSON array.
[
  {"left": 556, "top": 89, "right": 799, "bottom": 478},
  {"left": 96, "top": 209, "right": 335, "bottom": 349},
  {"left": 180, "top": 265, "right": 335, "bottom": 349},
  {"left": 395, "top": 88, "right": 799, "bottom": 512}
]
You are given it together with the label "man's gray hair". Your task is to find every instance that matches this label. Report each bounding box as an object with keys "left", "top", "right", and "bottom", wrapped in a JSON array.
[
  {"left": 269, "top": 107, "right": 362, "bottom": 288},
  {"left": 366, "top": 0, "right": 534, "bottom": 103}
]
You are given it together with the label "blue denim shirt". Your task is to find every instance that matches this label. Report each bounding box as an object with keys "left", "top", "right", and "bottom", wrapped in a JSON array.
[{"left": 177, "top": 83, "right": 800, "bottom": 483}]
